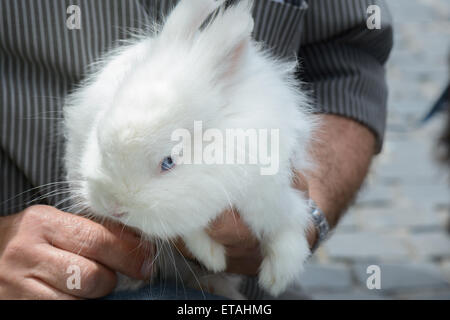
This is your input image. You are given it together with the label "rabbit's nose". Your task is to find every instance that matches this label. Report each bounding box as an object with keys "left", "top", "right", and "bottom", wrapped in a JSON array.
[
  {"left": 111, "top": 211, "right": 129, "bottom": 219},
  {"left": 109, "top": 202, "right": 129, "bottom": 219}
]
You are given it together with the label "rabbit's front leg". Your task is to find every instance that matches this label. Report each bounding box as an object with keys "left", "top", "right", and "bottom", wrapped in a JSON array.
[
  {"left": 258, "top": 226, "right": 310, "bottom": 296},
  {"left": 183, "top": 229, "right": 227, "bottom": 273},
  {"left": 254, "top": 188, "right": 311, "bottom": 296}
]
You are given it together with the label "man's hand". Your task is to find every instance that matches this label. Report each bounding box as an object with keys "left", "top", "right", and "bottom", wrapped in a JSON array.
[{"left": 0, "top": 205, "right": 154, "bottom": 299}]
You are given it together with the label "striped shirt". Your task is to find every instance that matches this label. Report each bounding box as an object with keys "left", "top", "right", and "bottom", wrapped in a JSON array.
[{"left": 0, "top": 0, "right": 393, "bottom": 299}]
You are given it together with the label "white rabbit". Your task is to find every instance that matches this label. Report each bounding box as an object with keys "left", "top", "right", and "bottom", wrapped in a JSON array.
[{"left": 63, "top": 0, "right": 317, "bottom": 298}]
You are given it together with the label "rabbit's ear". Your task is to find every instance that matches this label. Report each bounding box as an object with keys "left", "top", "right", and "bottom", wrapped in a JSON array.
[
  {"left": 161, "top": 0, "right": 223, "bottom": 42},
  {"left": 199, "top": 0, "right": 254, "bottom": 84}
]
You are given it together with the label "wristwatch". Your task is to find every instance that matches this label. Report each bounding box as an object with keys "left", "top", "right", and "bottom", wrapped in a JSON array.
[{"left": 308, "top": 199, "right": 330, "bottom": 252}]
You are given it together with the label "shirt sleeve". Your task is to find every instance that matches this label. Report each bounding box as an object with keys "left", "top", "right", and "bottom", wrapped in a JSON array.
[{"left": 297, "top": 0, "right": 393, "bottom": 153}]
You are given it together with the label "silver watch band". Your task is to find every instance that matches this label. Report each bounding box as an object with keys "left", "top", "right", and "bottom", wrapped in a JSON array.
[{"left": 308, "top": 199, "right": 330, "bottom": 252}]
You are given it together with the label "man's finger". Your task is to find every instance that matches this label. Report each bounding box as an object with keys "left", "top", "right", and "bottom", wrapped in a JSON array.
[
  {"left": 226, "top": 255, "right": 262, "bottom": 276},
  {"left": 225, "top": 244, "right": 260, "bottom": 259},
  {"left": 44, "top": 212, "right": 155, "bottom": 280},
  {"left": 28, "top": 243, "right": 117, "bottom": 299},
  {"left": 21, "top": 278, "right": 80, "bottom": 300}
]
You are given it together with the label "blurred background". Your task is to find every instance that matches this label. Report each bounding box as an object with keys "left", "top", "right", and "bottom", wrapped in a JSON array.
[{"left": 301, "top": 0, "right": 450, "bottom": 300}]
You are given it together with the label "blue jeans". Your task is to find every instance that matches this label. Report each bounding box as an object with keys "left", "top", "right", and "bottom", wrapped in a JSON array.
[{"left": 102, "top": 281, "right": 226, "bottom": 300}]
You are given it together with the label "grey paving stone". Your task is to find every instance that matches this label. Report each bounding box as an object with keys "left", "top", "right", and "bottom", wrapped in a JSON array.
[
  {"left": 355, "top": 185, "right": 395, "bottom": 207},
  {"left": 299, "top": 264, "right": 353, "bottom": 290},
  {"left": 335, "top": 210, "right": 359, "bottom": 232},
  {"left": 354, "top": 206, "right": 445, "bottom": 231},
  {"left": 440, "top": 259, "right": 450, "bottom": 282},
  {"left": 323, "top": 233, "right": 410, "bottom": 261},
  {"left": 373, "top": 139, "right": 444, "bottom": 184},
  {"left": 388, "top": 0, "right": 437, "bottom": 23},
  {"left": 400, "top": 185, "right": 449, "bottom": 207},
  {"left": 409, "top": 232, "right": 450, "bottom": 258},
  {"left": 393, "top": 290, "right": 450, "bottom": 300},
  {"left": 303, "top": 0, "right": 450, "bottom": 301},
  {"left": 374, "top": 157, "right": 437, "bottom": 183},
  {"left": 353, "top": 263, "right": 450, "bottom": 292},
  {"left": 311, "top": 289, "right": 387, "bottom": 300}
]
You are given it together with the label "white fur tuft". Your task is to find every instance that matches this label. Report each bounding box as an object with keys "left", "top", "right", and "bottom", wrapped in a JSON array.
[{"left": 160, "top": 0, "right": 223, "bottom": 41}]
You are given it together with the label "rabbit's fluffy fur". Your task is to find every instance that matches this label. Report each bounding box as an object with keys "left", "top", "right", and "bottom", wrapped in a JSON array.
[{"left": 63, "top": 0, "right": 317, "bottom": 298}]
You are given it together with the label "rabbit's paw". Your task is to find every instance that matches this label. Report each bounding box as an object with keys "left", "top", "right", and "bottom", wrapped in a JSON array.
[
  {"left": 184, "top": 230, "right": 227, "bottom": 273},
  {"left": 258, "top": 231, "right": 310, "bottom": 296},
  {"left": 258, "top": 255, "right": 294, "bottom": 297}
]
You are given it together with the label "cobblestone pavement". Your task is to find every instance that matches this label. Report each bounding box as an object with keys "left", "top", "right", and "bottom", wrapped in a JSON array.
[{"left": 301, "top": 0, "right": 450, "bottom": 300}]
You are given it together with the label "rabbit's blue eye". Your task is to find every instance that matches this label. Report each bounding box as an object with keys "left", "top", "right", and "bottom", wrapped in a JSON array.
[{"left": 161, "top": 156, "right": 175, "bottom": 171}]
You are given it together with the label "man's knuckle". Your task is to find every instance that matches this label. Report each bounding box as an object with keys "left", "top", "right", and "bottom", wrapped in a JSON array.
[
  {"left": 2, "top": 241, "right": 26, "bottom": 262},
  {"left": 22, "top": 205, "right": 58, "bottom": 231},
  {"left": 22, "top": 205, "right": 47, "bottom": 221}
]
